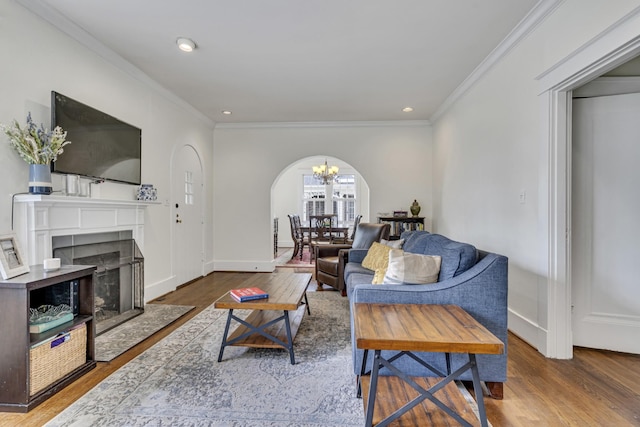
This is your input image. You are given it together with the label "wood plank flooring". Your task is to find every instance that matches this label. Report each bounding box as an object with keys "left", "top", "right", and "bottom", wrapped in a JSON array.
[{"left": 1, "top": 270, "right": 639, "bottom": 426}]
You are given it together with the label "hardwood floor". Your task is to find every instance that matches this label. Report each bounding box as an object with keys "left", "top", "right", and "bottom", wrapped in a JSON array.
[{"left": 2, "top": 270, "right": 639, "bottom": 426}]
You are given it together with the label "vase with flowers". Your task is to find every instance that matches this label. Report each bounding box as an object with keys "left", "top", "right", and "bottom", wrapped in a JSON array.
[{"left": 1, "top": 112, "right": 70, "bottom": 194}]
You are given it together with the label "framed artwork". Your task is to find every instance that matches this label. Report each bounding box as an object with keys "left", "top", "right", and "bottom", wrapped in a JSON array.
[{"left": 0, "top": 233, "right": 30, "bottom": 280}]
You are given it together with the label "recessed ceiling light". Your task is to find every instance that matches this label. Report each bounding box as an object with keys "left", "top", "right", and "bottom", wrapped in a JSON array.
[
  {"left": 176, "top": 37, "right": 196, "bottom": 52},
  {"left": 402, "top": 107, "right": 414, "bottom": 113},
  {"left": 222, "top": 110, "right": 232, "bottom": 115}
]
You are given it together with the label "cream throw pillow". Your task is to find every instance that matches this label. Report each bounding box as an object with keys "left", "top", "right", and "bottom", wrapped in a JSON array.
[{"left": 382, "top": 249, "right": 442, "bottom": 285}]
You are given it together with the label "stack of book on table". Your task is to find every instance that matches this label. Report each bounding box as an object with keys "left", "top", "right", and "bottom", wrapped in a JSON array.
[{"left": 230, "top": 287, "right": 269, "bottom": 302}]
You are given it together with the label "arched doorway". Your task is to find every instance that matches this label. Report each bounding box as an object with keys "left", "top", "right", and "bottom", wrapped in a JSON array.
[{"left": 270, "top": 156, "right": 370, "bottom": 258}]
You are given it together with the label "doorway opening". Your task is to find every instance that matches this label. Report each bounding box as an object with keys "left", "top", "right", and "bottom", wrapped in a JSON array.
[{"left": 541, "top": 31, "right": 640, "bottom": 358}]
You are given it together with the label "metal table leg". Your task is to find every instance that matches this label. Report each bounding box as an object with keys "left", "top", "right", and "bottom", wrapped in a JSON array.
[
  {"left": 217, "top": 309, "right": 300, "bottom": 365},
  {"left": 362, "top": 350, "right": 487, "bottom": 427},
  {"left": 217, "top": 309, "right": 234, "bottom": 362}
]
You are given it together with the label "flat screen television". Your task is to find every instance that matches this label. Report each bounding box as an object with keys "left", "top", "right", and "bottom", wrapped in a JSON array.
[{"left": 51, "top": 91, "right": 142, "bottom": 185}]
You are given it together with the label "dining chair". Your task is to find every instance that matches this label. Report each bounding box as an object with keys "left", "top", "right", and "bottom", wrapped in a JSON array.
[{"left": 290, "top": 214, "right": 310, "bottom": 260}]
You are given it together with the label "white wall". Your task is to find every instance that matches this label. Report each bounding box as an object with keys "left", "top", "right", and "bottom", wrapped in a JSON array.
[
  {"left": 431, "top": 0, "right": 640, "bottom": 353},
  {"left": 213, "top": 122, "right": 432, "bottom": 271},
  {"left": 0, "top": 1, "right": 215, "bottom": 300}
]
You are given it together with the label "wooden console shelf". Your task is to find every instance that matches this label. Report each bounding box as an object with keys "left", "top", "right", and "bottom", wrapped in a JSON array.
[
  {"left": 377, "top": 216, "right": 425, "bottom": 240},
  {"left": 0, "top": 265, "right": 96, "bottom": 413}
]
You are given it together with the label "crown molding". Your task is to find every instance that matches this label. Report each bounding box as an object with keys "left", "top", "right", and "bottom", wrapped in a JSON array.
[
  {"left": 536, "top": 6, "right": 640, "bottom": 92},
  {"left": 430, "top": 0, "right": 564, "bottom": 122},
  {"left": 15, "top": 0, "right": 215, "bottom": 128},
  {"left": 215, "top": 120, "right": 430, "bottom": 130}
]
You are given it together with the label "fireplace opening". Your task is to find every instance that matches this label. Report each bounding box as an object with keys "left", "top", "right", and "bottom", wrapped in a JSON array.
[{"left": 53, "top": 232, "right": 144, "bottom": 335}]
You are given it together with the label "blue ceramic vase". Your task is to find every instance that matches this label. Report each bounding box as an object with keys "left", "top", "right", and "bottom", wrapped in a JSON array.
[{"left": 29, "top": 164, "right": 52, "bottom": 195}]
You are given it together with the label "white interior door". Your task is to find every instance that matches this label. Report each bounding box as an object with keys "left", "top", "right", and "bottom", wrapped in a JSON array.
[
  {"left": 172, "top": 145, "right": 204, "bottom": 286},
  {"left": 572, "top": 93, "right": 640, "bottom": 354}
]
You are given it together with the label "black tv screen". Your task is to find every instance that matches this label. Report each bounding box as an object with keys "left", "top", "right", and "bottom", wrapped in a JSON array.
[{"left": 51, "top": 91, "right": 142, "bottom": 185}]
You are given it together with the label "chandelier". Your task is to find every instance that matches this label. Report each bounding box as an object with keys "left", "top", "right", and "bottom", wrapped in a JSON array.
[{"left": 312, "top": 160, "right": 339, "bottom": 184}]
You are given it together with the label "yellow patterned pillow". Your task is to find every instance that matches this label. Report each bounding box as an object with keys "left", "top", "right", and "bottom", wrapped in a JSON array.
[
  {"left": 362, "top": 242, "right": 393, "bottom": 272},
  {"left": 372, "top": 268, "right": 387, "bottom": 284}
]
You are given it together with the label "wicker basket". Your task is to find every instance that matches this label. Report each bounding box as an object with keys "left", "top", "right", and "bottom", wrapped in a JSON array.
[{"left": 29, "top": 323, "right": 87, "bottom": 396}]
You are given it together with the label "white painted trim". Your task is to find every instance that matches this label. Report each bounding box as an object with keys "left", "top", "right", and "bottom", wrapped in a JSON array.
[
  {"left": 15, "top": 0, "right": 215, "bottom": 127},
  {"left": 544, "top": 90, "right": 573, "bottom": 359},
  {"left": 215, "top": 120, "right": 430, "bottom": 130},
  {"left": 536, "top": 7, "right": 640, "bottom": 90},
  {"left": 430, "top": 0, "right": 564, "bottom": 122},
  {"left": 13, "top": 194, "right": 150, "bottom": 266},
  {"left": 582, "top": 313, "right": 640, "bottom": 327},
  {"left": 538, "top": 7, "right": 640, "bottom": 359},
  {"left": 204, "top": 260, "right": 216, "bottom": 276},
  {"left": 213, "top": 260, "right": 276, "bottom": 273},
  {"left": 144, "top": 275, "right": 178, "bottom": 303},
  {"left": 508, "top": 308, "right": 545, "bottom": 350},
  {"left": 573, "top": 76, "right": 640, "bottom": 97}
]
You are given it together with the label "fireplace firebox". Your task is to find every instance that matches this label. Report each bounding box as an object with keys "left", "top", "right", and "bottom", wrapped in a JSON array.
[{"left": 53, "top": 232, "right": 144, "bottom": 335}]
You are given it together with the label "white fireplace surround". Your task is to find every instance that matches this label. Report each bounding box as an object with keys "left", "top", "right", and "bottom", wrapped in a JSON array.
[{"left": 13, "top": 195, "right": 151, "bottom": 266}]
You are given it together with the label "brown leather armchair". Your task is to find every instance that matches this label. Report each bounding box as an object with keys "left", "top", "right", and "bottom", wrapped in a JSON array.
[{"left": 315, "top": 222, "right": 390, "bottom": 295}]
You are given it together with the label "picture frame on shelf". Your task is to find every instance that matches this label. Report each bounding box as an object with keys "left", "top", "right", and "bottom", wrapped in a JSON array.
[{"left": 0, "top": 232, "right": 30, "bottom": 280}]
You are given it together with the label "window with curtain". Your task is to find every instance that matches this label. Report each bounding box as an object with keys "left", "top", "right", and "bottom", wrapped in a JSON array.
[{"left": 332, "top": 174, "right": 356, "bottom": 225}]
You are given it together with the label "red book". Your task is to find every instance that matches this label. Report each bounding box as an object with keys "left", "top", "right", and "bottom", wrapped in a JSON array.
[{"left": 229, "top": 287, "right": 269, "bottom": 302}]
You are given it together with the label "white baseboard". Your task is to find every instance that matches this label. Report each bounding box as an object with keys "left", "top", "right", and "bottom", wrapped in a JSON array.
[
  {"left": 508, "top": 308, "right": 545, "bottom": 352},
  {"left": 213, "top": 260, "right": 276, "bottom": 272},
  {"left": 204, "top": 260, "right": 215, "bottom": 275},
  {"left": 144, "top": 275, "right": 177, "bottom": 303}
]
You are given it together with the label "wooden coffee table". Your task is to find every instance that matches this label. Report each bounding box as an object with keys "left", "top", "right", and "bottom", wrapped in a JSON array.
[
  {"left": 353, "top": 303, "right": 504, "bottom": 427},
  {"left": 214, "top": 272, "right": 311, "bottom": 365}
]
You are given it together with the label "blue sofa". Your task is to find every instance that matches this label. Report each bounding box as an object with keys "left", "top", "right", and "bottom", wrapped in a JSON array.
[{"left": 344, "top": 230, "right": 508, "bottom": 398}]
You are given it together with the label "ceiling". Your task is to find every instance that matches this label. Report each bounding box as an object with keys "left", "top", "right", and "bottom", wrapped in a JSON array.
[{"left": 23, "top": 0, "right": 540, "bottom": 124}]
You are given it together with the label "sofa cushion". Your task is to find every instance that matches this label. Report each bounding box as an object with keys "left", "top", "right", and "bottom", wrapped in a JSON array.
[
  {"left": 382, "top": 249, "right": 441, "bottom": 284},
  {"left": 361, "top": 242, "right": 393, "bottom": 271},
  {"left": 401, "top": 232, "right": 478, "bottom": 281},
  {"left": 344, "top": 261, "right": 373, "bottom": 278}
]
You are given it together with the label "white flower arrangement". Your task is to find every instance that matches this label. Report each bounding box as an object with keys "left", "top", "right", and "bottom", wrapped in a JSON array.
[{"left": 0, "top": 112, "right": 71, "bottom": 164}]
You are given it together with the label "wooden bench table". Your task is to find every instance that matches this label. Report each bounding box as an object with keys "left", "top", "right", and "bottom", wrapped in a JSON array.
[
  {"left": 353, "top": 303, "right": 504, "bottom": 427},
  {"left": 214, "top": 272, "right": 311, "bottom": 365}
]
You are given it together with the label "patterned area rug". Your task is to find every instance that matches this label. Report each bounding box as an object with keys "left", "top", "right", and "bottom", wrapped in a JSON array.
[
  {"left": 95, "top": 304, "right": 195, "bottom": 362},
  {"left": 46, "top": 291, "right": 364, "bottom": 426},
  {"left": 46, "top": 292, "right": 489, "bottom": 426},
  {"left": 281, "top": 247, "right": 314, "bottom": 267}
]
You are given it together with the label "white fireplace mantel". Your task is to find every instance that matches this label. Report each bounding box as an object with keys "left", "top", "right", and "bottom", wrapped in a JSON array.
[{"left": 13, "top": 195, "right": 157, "bottom": 266}]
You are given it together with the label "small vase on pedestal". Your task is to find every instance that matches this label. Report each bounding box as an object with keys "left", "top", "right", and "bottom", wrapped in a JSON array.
[
  {"left": 136, "top": 184, "right": 158, "bottom": 201},
  {"left": 28, "top": 164, "right": 52, "bottom": 195},
  {"left": 410, "top": 199, "right": 421, "bottom": 217}
]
